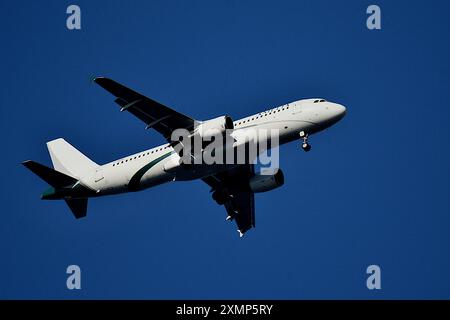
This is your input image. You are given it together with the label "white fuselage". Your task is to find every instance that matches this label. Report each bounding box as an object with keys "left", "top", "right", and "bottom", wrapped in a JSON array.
[{"left": 80, "top": 98, "right": 346, "bottom": 196}]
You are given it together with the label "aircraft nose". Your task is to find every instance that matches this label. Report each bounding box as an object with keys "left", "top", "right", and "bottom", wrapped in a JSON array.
[{"left": 332, "top": 103, "right": 346, "bottom": 120}]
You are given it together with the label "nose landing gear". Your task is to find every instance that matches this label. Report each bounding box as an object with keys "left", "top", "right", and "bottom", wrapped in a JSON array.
[{"left": 299, "top": 131, "right": 311, "bottom": 152}]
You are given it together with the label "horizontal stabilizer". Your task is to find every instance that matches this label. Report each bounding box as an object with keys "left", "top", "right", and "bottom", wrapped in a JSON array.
[
  {"left": 22, "top": 160, "right": 77, "bottom": 188},
  {"left": 65, "top": 198, "right": 88, "bottom": 219}
]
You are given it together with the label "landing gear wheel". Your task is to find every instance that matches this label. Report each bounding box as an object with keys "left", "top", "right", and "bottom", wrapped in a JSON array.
[
  {"left": 299, "top": 131, "right": 311, "bottom": 152},
  {"left": 302, "top": 143, "right": 311, "bottom": 152}
]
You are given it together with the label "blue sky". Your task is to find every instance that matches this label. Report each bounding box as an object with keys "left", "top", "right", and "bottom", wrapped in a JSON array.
[{"left": 0, "top": 0, "right": 449, "bottom": 299}]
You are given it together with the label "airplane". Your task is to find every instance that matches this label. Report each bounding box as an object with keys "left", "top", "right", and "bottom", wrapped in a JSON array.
[{"left": 23, "top": 77, "right": 346, "bottom": 237}]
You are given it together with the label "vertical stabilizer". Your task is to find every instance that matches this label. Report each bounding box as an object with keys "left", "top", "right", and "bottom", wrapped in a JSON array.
[{"left": 47, "top": 138, "right": 98, "bottom": 179}]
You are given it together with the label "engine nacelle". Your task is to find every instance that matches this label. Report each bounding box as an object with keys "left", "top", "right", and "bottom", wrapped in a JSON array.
[
  {"left": 249, "top": 169, "right": 284, "bottom": 193},
  {"left": 194, "top": 115, "right": 234, "bottom": 140}
]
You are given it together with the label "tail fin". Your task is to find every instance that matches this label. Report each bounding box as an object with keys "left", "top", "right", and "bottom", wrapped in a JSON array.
[
  {"left": 22, "top": 160, "right": 77, "bottom": 188},
  {"left": 47, "top": 138, "right": 98, "bottom": 179}
]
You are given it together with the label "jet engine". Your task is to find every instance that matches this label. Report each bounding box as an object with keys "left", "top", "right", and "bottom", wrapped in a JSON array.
[
  {"left": 194, "top": 115, "right": 234, "bottom": 140},
  {"left": 249, "top": 169, "right": 284, "bottom": 193}
]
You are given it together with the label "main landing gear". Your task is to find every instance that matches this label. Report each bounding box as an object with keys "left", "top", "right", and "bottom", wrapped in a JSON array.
[{"left": 299, "top": 131, "right": 311, "bottom": 152}]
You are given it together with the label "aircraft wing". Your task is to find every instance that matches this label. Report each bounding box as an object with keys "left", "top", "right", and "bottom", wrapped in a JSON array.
[
  {"left": 202, "top": 164, "right": 255, "bottom": 236},
  {"left": 94, "top": 77, "right": 197, "bottom": 140}
]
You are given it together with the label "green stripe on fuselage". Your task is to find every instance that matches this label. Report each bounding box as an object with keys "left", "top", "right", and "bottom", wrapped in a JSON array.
[{"left": 128, "top": 151, "right": 173, "bottom": 191}]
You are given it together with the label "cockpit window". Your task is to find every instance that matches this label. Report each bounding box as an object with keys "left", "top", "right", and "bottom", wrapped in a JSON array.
[
  {"left": 314, "top": 99, "right": 327, "bottom": 103},
  {"left": 319, "top": 99, "right": 326, "bottom": 102}
]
